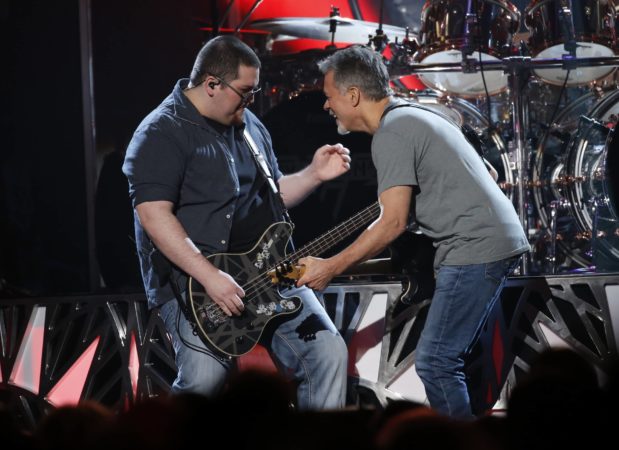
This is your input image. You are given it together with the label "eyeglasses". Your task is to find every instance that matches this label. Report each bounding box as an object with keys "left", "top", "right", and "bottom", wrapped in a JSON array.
[{"left": 208, "top": 73, "right": 261, "bottom": 106}]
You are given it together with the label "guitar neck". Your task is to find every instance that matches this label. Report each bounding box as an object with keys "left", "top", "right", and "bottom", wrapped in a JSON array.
[{"left": 290, "top": 202, "right": 381, "bottom": 261}]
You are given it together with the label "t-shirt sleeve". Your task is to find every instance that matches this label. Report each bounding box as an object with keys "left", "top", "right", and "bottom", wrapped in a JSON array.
[
  {"left": 122, "top": 124, "right": 185, "bottom": 207},
  {"left": 371, "top": 130, "right": 417, "bottom": 196}
]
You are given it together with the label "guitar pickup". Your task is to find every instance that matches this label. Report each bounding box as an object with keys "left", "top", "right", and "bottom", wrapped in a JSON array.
[{"left": 267, "top": 262, "right": 306, "bottom": 286}]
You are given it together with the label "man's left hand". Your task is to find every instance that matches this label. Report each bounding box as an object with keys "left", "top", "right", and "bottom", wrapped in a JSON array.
[
  {"left": 297, "top": 256, "right": 339, "bottom": 291},
  {"left": 311, "top": 143, "right": 351, "bottom": 182}
]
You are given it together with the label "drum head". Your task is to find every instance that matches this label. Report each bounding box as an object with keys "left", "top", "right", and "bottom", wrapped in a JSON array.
[
  {"left": 525, "top": 0, "right": 618, "bottom": 86},
  {"left": 533, "top": 43, "right": 616, "bottom": 86},
  {"left": 418, "top": 51, "right": 508, "bottom": 97},
  {"left": 416, "top": 0, "right": 521, "bottom": 96}
]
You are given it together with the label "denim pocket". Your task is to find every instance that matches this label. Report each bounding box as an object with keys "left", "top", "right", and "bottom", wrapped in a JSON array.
[{"left": 485, "top": 257, "right": 518, "bottom": 284}]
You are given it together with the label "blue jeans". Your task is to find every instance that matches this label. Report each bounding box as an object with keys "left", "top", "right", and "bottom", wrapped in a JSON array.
[
  {"left": 159, "top": 285, "right": 348, "bottom": 410},
  {"left": 414, "top": 256, "right": 519, "bottom": 419}
]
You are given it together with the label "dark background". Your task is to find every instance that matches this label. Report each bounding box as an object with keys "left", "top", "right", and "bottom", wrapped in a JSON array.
[{"left": 1, "top": 0, "right": 531, "bottom": 297}]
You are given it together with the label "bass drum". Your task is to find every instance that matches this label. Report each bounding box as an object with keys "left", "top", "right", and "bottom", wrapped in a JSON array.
[
  {"left": 396, "top": 92, "right": 514, "bottom": 197},
  {"left": 532, "top": 89, "right": 619, "bottom": 271},
  {"left": 415, "top": 0, "right": 521, "bottom": 97}
]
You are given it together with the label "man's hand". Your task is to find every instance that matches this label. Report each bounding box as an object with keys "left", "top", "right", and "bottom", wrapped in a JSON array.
[
  {"left": 200, "top": 269, "right": 245, "bottom": 316},
  {"left": 297, "top": 256, "right": 339, "bottom": 291},
  {"left": 310, "top": 143, "right": 351, "bottom": 182},
  {"left": 278, "top": 143, "right": 351, "bottom": 207}
]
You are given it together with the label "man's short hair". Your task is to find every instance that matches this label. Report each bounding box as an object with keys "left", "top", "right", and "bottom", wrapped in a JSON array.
[
  {"left": 190, "top": 35, "right": 261, "bottom": 86},
  {"left": 318, "top": 45, "right": 392, "bottom": 101}
]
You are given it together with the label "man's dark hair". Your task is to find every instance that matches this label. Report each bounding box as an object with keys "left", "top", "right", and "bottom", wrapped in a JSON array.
[
  {"left": 317, "top": 45, "right": 392, "bottom": 101},
  {"left": 189, "top": 35, "right": 261, "bottom": 86}
]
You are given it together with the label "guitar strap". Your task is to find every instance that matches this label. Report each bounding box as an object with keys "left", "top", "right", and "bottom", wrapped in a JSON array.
[
  {"left": 243, "top": 129, "right": 278, "bottom": 194},
  {"left": 243, "top": 128, "right": 292, "bottom": 224}
]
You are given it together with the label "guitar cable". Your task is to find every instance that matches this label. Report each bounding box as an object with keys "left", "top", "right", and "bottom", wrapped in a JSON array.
[{"left": 174, "top": 305, "right": 232, "bottom": 362}]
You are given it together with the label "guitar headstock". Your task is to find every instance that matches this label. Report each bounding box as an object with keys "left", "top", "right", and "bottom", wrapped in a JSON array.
[{"left": 268, "top": 262, "right": 306, "bottom": 287}]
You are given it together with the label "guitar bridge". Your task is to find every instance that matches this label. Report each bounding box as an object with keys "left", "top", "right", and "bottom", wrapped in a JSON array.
[{"left": 198, "top": 305, "right": 227, "bottom": 328}]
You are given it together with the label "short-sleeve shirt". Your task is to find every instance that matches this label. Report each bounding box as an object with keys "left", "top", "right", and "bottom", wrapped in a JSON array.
[
  {"left": 372, "top": 99, "right": 530, "bottom": 269},
  {"left": 123, "top": 79, "right": 284, "bottom": 307}
]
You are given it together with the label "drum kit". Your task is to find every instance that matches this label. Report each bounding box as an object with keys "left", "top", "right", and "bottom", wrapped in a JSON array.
[{"left": 245, "top": 1, "right": 619, "bottom": 276}]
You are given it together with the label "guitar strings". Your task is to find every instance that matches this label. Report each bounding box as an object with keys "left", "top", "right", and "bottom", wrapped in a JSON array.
[{"left": 202, "top": 202, "right": 381, "bottom": 321}]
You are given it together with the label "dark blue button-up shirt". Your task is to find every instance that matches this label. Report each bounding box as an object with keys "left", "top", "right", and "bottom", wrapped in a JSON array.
[{"left": 123, "top": 79, "right": 283, "bottom": 307}]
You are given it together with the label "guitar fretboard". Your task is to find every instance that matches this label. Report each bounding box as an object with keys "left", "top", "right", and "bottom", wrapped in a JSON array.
[{"left": 288, "top": 201, "right": 381, "bottom": 262}]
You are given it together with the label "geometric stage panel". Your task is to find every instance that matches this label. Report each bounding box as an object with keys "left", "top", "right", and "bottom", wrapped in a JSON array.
[{"left": 1, "top": 272, "right": 618, "bottom": 428}]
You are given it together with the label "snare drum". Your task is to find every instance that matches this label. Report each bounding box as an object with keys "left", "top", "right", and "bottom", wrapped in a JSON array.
[
  {"left": 415, "top": 0, "right": 521, "bottom": 97},
  {"left": 525, "top": 0, "right": 617, "bottom": 86}
]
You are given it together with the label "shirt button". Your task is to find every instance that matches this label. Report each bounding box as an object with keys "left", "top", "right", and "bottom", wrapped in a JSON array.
[
  {"left": 221, "top": 240, "right": 226, "bottom": 245},
  {"left": 226, "top": 214, "right": 231, "bottom": 219},
  {"left": 230, "top": 158, "right": 234, "bottom": 163}
]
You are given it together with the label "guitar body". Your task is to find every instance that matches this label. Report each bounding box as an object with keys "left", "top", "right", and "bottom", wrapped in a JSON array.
[
  {"left": 187, "top": 201, "right": 381, "bottom": 357},
  {"left": 188, "top": 222, "right": 302, "bottom": 357}
]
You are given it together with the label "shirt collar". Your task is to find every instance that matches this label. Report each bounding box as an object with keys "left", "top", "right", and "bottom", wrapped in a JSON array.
[{"left": 171, "top": 79, "right": 247, "bottom": 134}]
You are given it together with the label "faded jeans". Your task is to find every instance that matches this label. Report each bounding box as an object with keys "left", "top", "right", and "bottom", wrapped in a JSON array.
[
  {"left": 159, "top": 285, "right": 348, "bottom": 410},
  {"left": 415, "top": 256, "right": 520, "bottom": 419}
]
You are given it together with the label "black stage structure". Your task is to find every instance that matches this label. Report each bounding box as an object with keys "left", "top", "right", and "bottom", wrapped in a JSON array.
[{"left": 1, "top": 273, "right": 618, "bottom": 430}]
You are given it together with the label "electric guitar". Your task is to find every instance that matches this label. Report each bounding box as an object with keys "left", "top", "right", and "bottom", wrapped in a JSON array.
[{"left": 187, "top": 202, "right": 380, "bottom": 357}]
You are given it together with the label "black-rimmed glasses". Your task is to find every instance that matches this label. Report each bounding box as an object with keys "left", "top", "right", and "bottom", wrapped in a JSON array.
[{"left": 209, "top": 73, "right": 261, "bottom": 106}]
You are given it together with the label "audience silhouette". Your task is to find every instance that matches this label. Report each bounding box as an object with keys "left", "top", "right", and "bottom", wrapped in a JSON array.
[{"left": 0, "top": 348, "right": 613, "bottom": 450}]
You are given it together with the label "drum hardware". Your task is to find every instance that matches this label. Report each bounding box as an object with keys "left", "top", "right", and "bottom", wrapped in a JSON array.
[
  {"left": 393, "top": 54, "right": 619, "bottom": 274},
  {"left": 557, "top": 1, "right": 578, "bottom": 57},
  {"left": 250, "top": 0, "right": 619, "bottom": 275},
  {"left": 507, "top": 58, "right": 532, "bottom": 274},
  {"left": 247, "top": 16, "right": 409, "bottom": 46},
  {"left": 547, "top": 199, "right": 562, "bottom": 273},
  {"left": 532, "top": 88, "right": 619, "bottom": 272},
  {"left": 234, "top": 0, "right": 264, "bottom": 34},
  {"left": 586, "top": 196, "right": 603, "bottom": 262},
  {"left": 327, "top": 6, "right": 340, "bottom": 50},
  {"left": 524, "top": 0, "right": 618, "bottom": 86},
  {"left": 414, "top": 0, "right": 521, "bottom": 97},
  {"left": 368, "top": 0, "right": 389, "bottom": 53}
]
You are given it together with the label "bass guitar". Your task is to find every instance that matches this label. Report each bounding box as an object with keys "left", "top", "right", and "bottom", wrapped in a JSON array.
[{"left": 188, "top": 202, "right": 380, "bottom": 357}]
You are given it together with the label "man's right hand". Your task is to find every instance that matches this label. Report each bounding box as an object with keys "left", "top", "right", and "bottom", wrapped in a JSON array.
[{"left": 201, "top": 270, "right": 245, "bottom": 316}]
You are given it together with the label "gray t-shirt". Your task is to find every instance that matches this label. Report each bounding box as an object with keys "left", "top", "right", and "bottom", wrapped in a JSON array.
[{"left": 372, "top": 100, "right": 530, "bottom": 269}]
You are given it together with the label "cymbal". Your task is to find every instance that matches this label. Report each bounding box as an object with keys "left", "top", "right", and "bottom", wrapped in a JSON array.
[{"left": 248, "top": 16, "right": 410, "bottom": 44}]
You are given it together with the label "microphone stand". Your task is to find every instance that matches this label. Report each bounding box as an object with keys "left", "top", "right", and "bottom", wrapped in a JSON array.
[
  {"left": 216, "top": 0, "right": 236, "bottom": 36},
  {"left": 370, "top": 0, "right": 388, "bottom": 52},
  {"left": 327, "top": 6, "right": 340, "bottom": 50},
  {"left": 559, "top": 0, "right": 578, "bottom": 57},
  {"left": 235, "top": 0, "right": 263, "bottom": 34},
  {"left": 506, "top": 56, "right": 531, "bottom": 275},
  {"left": 461, "top": 0, "right": 477, "bottom": 73}
]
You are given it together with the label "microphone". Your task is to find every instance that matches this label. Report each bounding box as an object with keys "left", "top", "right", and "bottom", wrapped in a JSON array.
[
  {"left": 462, "top": 0, "right": 476, "bottom": 58},
  {"left": 461, "top": 0, "right": 477, "bottom": 73},
  {"left": 559, "top": 1, "right": 577, "bottom": 57}
]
